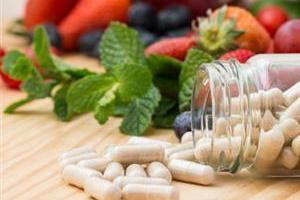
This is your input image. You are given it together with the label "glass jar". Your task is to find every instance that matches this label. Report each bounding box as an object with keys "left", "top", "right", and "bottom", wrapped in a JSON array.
[{"left": 191, "top": 54, "right": 300, "bottom": 177}]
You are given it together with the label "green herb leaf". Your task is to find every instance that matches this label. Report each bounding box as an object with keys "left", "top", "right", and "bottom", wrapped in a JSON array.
[
  {"left": 153, "top": 97, "right": 178, "bottom": 129},
  {"left": 179, "top": 49, "right": 213, "bottom": 86},
  {"left": 53, "top": 84, "right": 71, "bottom": 121},
  {"left": 153, "top": 107, "right": 178, "bottom": 128},
  {"left": 2, "top": 50, "right": 25, "bottom": 74},
  {"left": 179, "top": 49, "right": 213, "bottom": 111},
  {"left": 94, "top": 83, "right": 119, "bottom": 124},
  {"left": 120, "top": 85, "right": 161, "bottom": 136},
  {"left": 21, "top": 78, "right": 54, "bottom": 99},
  {"left": 153, "top": 76, "right": 179, "bottom": 99},
  {"left": 100, "top": 22, "right": 146, "bottom": 69},
  {"left": 112, "top": 63, "right": 152, "bottom": 102},
  {"left": 147, "top": 55, "right": 182, "bottom": 77},
  {"left": 67, "top": 74, "right": 116, "bottom": 115},
  {"left": 9, "top": 57, "right": 34, "bottom": 80},
  {"left": 179, "top": 77, "right": 194, "bottom": 111},
  {"left": 4, "top": 97, "right": 33, "bottom": 113},
  {"left": 33, "top": 26, "right": 69, "bottom": 80},
  {"left": 154, "top": 97, "right": 177, "bottom": 116}
]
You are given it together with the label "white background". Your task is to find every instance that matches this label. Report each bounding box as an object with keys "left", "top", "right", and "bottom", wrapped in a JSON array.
[{"left": 2, "top": 0, "right": 27, "bottom": 20}]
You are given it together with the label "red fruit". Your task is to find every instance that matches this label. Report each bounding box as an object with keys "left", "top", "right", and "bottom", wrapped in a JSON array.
[
  {"left": 145, "top": 37, "right": 196, "bottom": 60},
  {"left": 58, "top": 0, "right": 131, "bottom": 50},
  {"left": 24, "top": 0, "right": 78, "bottom": 29},
  {"left": 219, "top": 49, "right": 255, "bottom": 63},
  {"left": 0, "top": 48, "right": 21, "bottom": 89},
  {"left": 274, "top": 20, "right": 300, "bottom": 53},
  {"left": 257, "top": 5, "right": 288, "bottom": 37}
]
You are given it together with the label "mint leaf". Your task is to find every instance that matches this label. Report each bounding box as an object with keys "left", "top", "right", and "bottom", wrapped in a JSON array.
[
  {"left": 9, "top": 57, "right": 34, "bottom": 80},
  {"left": 54, "top": 84, "right": 70, "bottom": 121},
  {"left": 179, "top": 77, "right": 194, "bottom": 111},
  {"left": 179, "top": 49, "right": 213, "bottom": 111},
  {"left": 67, "top": 74, "right": 116, "bottom": 115},
  {"left": 179, "top": 49, "right": 213, "bottom": 86},
  {"left": 33, "top": 26, "right": 69, "bottom": 80},
  {"left": 21, "top": 78, "right": 54, "bottom": 99},
  {"left": 100, "top": 22, "right": 146, "bottom": 69},
  {"left": 120, "top": 85, "right": 161, "bottom": 136},
  {"left": 147, "top": 55, "right": 182, "bottom": 77},
  {"left": 4, "top": 97, "right": 33, "bottom": 113},
  {"left": 2, "top": 50, "right": 25, "bottom": 74},
  {"left": 94, "top": 84, "right": 119, "bottom": 124},
  {"left": 153, "top": 107, "right": 178, "bottom": 128},
  {"left": 153, "top": 76, "right": 179, "bottom": 99},
  {"left": 112, "top": 63, "right": 152, "bottom": 102},
  {"left": 153, "top": 97, "right": 178, "bottom": 129},
  {"left": 154, "top": 97, "right": 177, "bottom": 116},
  {"left": 113, "top": 97, "right": 129, "bottom": 116}
]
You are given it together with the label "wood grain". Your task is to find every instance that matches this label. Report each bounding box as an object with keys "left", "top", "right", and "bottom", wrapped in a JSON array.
[{"left": 1, "top": 27, "right": 300, "bottom": 200}]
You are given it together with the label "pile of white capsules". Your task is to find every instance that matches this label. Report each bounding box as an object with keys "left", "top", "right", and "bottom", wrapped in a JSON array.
[
  {"left": 58, "top": 136, "right": 215, "bottom": 200},
  {"left": 188, "top": 82, "right": 300, "bottom": 172}
]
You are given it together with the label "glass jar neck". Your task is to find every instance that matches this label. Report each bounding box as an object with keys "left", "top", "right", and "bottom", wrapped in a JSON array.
[{"left": 192, "top": 60, "right": 259, "bottom": 173}]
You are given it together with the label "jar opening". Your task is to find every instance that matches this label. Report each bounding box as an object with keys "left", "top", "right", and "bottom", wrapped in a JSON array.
[{"left": 192, "top": 60, "right": 254, "bottom": 173}]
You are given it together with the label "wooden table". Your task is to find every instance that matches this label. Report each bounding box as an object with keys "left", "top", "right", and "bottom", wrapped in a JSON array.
[{"left": 1, "top": 28, "right": 300, "bottom": 200}]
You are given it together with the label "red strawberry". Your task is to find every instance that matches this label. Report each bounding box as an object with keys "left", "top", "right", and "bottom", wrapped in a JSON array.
[
  {"left": 219, "top": 49, "right": 255, "bottom": 63},
  {"left": 24, "top": 0, "right": 78, "bottom": 29},
  {"left": 0, "top": 48, "right": 21, "bottom": 89},
  {"left": 145, "top": 36, "right": 196, "bottom": 60},
  {"left": 58, "top": 0, "right": 131, "bottom": 50}
]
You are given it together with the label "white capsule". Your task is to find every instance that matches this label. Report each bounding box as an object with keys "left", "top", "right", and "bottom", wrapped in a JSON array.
[
  {"left": 263, "top": 88, "right": 286, "bottom": 109},
  {"left": 181, "top": 131, "right": 201, "bottom": 144},
  {"left": 59, "top": 152, "right": 98, "bottom": 170},
  {"left": 77, "top": 158, "right": 111, "bottom": 172},
  {"left": 103, "top": 162, "right": 124, "bottom": 181},
  {"left": 165, "top": 142, "right": 193, "bottom": 158},
  {"left": 233, "top": 124, "right": 244, "bottom": 137},
  {"left": 113, "top": 176, "right": 169, "bottom": 189},
  {"left": 277, "top": 147, "right": 299, "bottom": 169},
  {"left": 292, "top": 135, "right": 300, "bottom": 156},
  {"left": 58, "top": 146, "right": 95, "bottom": 161},
  {"left": 147, "top": 162, "right": 172, "bottom": 183},
  {"left": 261, "top": 110, "right": 278, "bottom": 131},
  {"left": 110, "top": 144, "right": 165, "bottom": 165},
  {"left": 122, "top": 184, "right": 179, "bottom": 200},
  {"left": 84, "top": 176, "right": 122, "bottom": 200},
  {"left": 280, "top": 98, "right": 300, "bottom": 123},
  {"left": 169, "top": 149, "right": 196, "bottom": 161},
  {"left": 168, "top": 159, "right": 215, "bottom": 185},
  {"left": 254, "top": 127, "right": 284, "bottom": 169},
  {"left": 126, "top": 164, "right": 147, "bottom": 177},
  {"left": 62, "top": 165, "right": 102, "bottom": 188},
  {"left": 215, "top": 117, "right": 227, "bottom": 136},
  {"left": 194, "top": 137, "right": 241, "bottom": 163},
  {"left": 278, "top": 118, "right": 300, "bottom": 143},
  {"left": 127, "top": 137, "right": 172, "bottom": 148},
  {"left": 284, "top": 82, "right": 300, "bottom": 106}
]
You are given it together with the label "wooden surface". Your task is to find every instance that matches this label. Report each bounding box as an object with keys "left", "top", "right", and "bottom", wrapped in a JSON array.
[{"left": 1, "top": 28, "right": 300, "bottom": 200}]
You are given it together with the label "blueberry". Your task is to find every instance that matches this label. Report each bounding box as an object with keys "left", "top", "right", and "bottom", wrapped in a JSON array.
[
  {"left": 165, "top": 27, "right": 191, "bottom": 38},
  {"left": 128, "top": 2, "right": 157, "bottom": 31},
  {"left": 28, "top": 23, "right": 62, "bottom": 49},
  {"left": 157, "top": 4, "right": 191, "bottom": 34},
  {"left": 173, "top": 111, "right": 192, "bottom": 141},
  {"left": 135, "top": 28, "right": 158, "bottom": 46},
  {"left": 78, "top": 30, "right": 103, "bottom": 57}
]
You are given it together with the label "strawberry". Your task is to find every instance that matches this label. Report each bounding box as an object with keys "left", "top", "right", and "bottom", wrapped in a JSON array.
[
  {"left": 195, "top": 6, "right": 272, "bottom": 55},
  {"left": 24, "top": 0, "right": 78, "bottom": 29},
  {"left": 0, "top": 47, "right": 21, "bottom": 89},
  {"left": 58, "top": 0, "right": 131, "bottom": 50},
  {"left": 219, "top": 49, "right": 255, "bottom": 63},
  {"left": 145, "top": 36, "right": 196, "bottom": 60}
]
